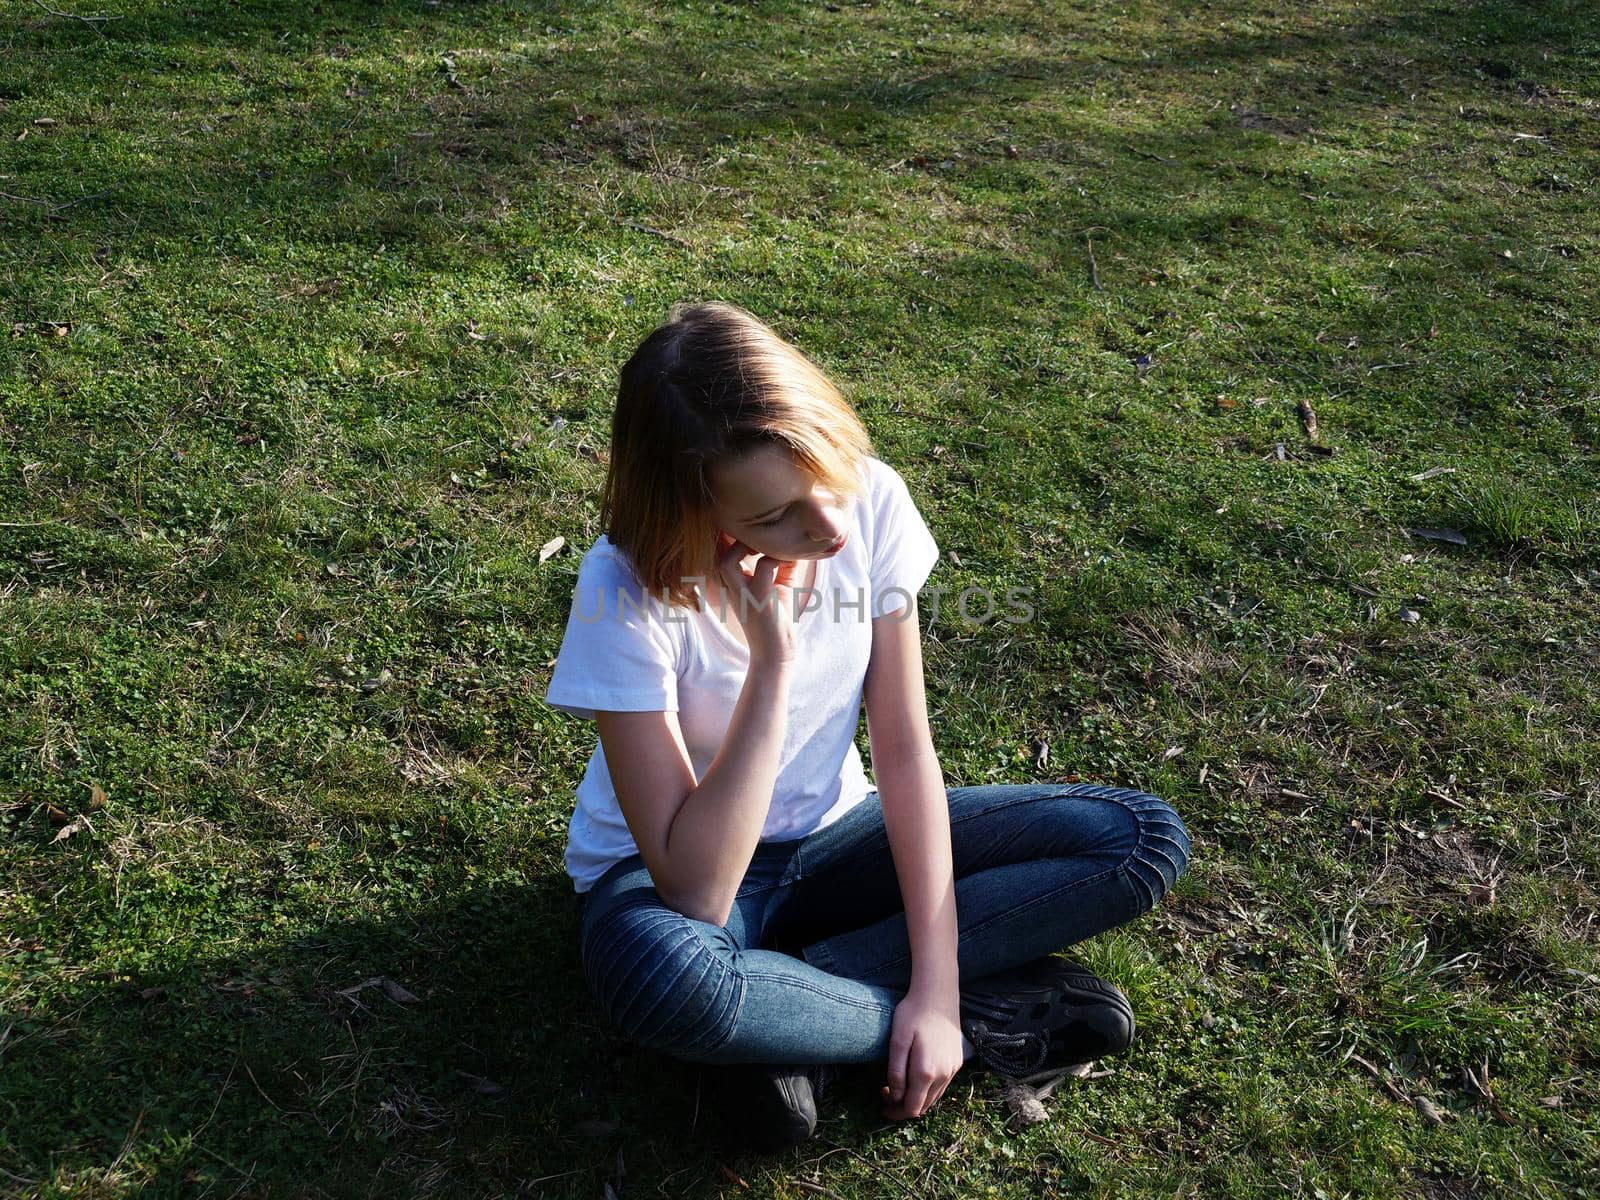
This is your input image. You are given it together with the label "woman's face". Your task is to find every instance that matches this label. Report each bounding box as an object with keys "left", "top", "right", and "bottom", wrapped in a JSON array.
[{"left": 707, "top": 443, "right": 851, "bottom": 563}]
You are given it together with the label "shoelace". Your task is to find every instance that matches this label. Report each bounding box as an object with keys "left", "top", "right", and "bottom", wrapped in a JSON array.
[
  {"left": 966, "top": 1022, "right": 1048, "bottom": 1079},
  {"left": 809, "top": 1063, "right": 836, "bottom": 1102}
]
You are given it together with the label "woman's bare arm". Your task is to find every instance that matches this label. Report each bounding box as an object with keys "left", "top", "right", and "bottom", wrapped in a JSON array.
[{"left": 597, "top": 657, "right": 793, "bottom": 926}]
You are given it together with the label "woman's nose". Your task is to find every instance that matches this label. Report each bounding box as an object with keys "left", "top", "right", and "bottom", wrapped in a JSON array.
[{"left": 808, "top": 512, "right": 843, "bottom": 543}]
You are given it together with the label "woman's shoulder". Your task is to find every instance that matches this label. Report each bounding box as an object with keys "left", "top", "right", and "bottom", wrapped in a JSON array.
[
  {"left": 859, "top": 453, "right": 917, "bottom": 497},
  {"left": 854, "top": 454, "right": 926, "bottom": 525},
  {"left": 568, "top": 535, "right": 665, "bottom": 610},
  {"left": 575, "top": 534, "right": 645, "bottom": 587}
]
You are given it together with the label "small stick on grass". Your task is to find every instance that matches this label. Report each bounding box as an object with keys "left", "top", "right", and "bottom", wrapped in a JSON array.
[
  {"left": 1086, "top": 236, "right": 1103, "bottom": 290},
  {"left": 618, "top": 220, "right": 691, "bottom": 248},
  {"left": 1349, "top": 1052, "right": 1410, "bottom": 1105},
  {"left": 30, "top": 1, "right": 119, "bottom": 27}
]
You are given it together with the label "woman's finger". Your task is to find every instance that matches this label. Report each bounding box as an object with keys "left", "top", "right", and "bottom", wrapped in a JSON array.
[
  {"left": 885, "top": 1034, "right": 911, "bottom": 1104},
  {"left": 902, "top": 1041, "right": 937, "bottom": 1118},
  {"left": 716, "top": 540, "right": 756, "bottom": 593},
  {"left": 883, "top": 1036, "right": 924, "bottom": 1118}
]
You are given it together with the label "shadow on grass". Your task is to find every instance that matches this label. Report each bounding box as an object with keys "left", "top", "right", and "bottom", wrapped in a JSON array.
[
  {"left": 7, "top": 0, "right": 1593, "bottom": 263},
  {"left": 1, "top": 874, "right": 819, "bottom": 1195},
  {"left": 5, "top": 0, "right": 1594, "bottom": 479}
]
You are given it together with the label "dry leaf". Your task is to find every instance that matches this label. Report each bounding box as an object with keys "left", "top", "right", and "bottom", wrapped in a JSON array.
[
  {"left": 1002, "top": 1063, "right": 1089, "bottom": 1128},
  {"left": 337, "top": 976, "right": 421, "bottom": 1004},
  {"left": 53, "top": 819, "right": 83, "bottom": 843},
  {"left": 455, "top": 1070, "right": 503, "bottom": 1095},
  {"left": 1413, "top": 1095, "right": 1446, "bottom": 1126},
  {"left": 717, "top": 1163, "right": 750, "bottom": 1189},
  {"left": 1297, "top": 398, "right": 1320, "bottom": 441},
  {"left": 1002, "top": 1078, "right": 1049, "bottom": 1126},
  {"left": 1407, "top": 527, "right": 1468, "bottom": 546},
  {"left": 379, "top": 977, "right": 419, "bottom": 1004},
  {"left": 88, "top": 784, "right": 107, "bottom": 811},
  {"left": 1462, "top": 1065, "right": 1492, "bottom": 1100},
  {"left": 538, "top": 536, "right": 565, "bottom": 563}
]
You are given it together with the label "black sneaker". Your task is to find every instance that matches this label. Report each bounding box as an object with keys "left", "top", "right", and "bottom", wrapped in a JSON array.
[
  {"left": 713, "top": 1062, "right": 835, "bottom": 1153},
  {"left": 958, "top": 958, "right": 1135, "bottom": 1085}
]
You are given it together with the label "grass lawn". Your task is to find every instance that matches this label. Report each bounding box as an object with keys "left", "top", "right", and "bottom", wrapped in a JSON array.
[{"left": 2, "top": 0, "right": 1598, "bottom": 1195}]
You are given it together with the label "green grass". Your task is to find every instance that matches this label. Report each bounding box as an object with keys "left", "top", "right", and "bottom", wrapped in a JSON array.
[{"left": 2, "top": 0, "right": 1598, "bottom": 1195}]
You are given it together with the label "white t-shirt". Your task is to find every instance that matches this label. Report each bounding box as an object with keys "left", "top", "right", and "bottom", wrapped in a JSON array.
[{"left": 543, "top": 455, "right": 940, "bottom": 893}]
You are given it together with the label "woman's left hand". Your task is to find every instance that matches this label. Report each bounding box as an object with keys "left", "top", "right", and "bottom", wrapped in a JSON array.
[{"left": 881, "top": 985, "right": 965, "bottom": 1120}]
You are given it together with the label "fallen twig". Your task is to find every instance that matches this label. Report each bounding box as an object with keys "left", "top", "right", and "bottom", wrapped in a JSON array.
[
  {"left": 50, "top": 188, "right": 118, "bottom": 213},
  {"left": 1349, "top": 1052, "right": 1410, "bottom": 1105},
  {"left": 1086, "top": 236, "right": 1103, "bottom": 290},
  {"left": 1, "top": 187, "right": 118, "bottom": 214},
  {"left": 31, "top": 0, "right": 119, "bottom": 27},
  {"left": 618, "top": 220, "right": 691, "bottom": 248},
  {"left": 1071, "top": 1124, "right": 1128, "bottom": 1149}
]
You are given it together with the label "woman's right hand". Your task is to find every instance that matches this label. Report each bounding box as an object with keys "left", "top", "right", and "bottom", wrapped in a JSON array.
[{"left": 715, "top": 536, "right": 799, "bottom": 666}]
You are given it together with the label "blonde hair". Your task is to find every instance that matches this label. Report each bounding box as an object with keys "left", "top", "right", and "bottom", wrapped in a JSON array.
[{"left": 601, "top": 301, "right": 874, "bottom": 607}]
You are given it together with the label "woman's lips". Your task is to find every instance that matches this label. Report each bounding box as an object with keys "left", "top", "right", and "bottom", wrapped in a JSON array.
[{"left": 821, "top": 531, "right": 848, "bottom": 554}]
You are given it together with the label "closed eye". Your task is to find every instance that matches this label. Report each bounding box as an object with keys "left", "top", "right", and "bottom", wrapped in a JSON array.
[{"left": 755, "top": 510, "right": 789, "bottom": 527}]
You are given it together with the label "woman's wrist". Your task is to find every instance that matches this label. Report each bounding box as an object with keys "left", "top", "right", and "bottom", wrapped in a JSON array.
[
  {"left": 748, "top": 649, "right": 798, "bottom": 672},
  {"left": 908, "top": 963, "right": 961, "bottom": 1001}
]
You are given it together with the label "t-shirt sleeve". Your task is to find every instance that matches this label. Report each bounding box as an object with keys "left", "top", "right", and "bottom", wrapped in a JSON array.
[
  {"left": 544, "top": 548, "right": 681, "bottom": 720},
  {"left": 867, "top": 458, "right": 941, "bottom": 618}
]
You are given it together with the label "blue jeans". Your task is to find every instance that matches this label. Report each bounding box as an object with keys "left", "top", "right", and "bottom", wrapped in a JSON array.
[{"left": 576, "top": 782, "right": 1191, "bottom": 1066}]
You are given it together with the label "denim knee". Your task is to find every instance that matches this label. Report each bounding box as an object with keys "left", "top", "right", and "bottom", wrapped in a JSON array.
[
  {"left": 581, "top": 896, "right": 743, "bottom": 1059},
  {"left": 1117, "top": 792, "right": 1192, "bottom": 912}
]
